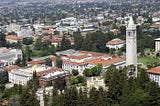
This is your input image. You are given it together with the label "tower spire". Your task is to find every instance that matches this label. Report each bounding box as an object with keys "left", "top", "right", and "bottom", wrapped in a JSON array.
[{"left": 128, "top": 16, "right": 134, "bottom": 26}]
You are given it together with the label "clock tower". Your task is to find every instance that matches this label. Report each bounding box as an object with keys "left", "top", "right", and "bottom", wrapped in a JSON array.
[{"left": 126, "top": 16, "right": 137, "bottom": 77}]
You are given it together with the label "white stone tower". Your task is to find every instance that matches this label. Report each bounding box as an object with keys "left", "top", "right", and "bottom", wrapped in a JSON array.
[{"left": 126, "top": 16, "right": 137, "bottom": 77}]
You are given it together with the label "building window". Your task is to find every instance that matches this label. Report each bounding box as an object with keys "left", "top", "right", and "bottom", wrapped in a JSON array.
[{"left": 128, "top": 32, "right": 131, "bottom": 36}]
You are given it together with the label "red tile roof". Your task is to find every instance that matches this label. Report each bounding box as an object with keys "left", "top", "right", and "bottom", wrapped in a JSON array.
[
  {"left": 27, "top": 57, "right": 57, "bottom": 65},
  {"left": 6, "top": 35, "right": 24, "bottom": 40},
  {"left": 106, "top": 39, "right": 125, "bottom": 45},
  {"left": 46, "top": 29, "right": 54, "bottom": 34},
  {"left": 3, "top": 66, "right": 21, "bottom": 71},
  {"left": 67, "top": 54, "right": 89, "bottom": 59},
  {"left": 87, "top": 57, "right": 124, "bottom": 66},
  {"left": 37, "top": 67, "right": 63, "bottom": 76},
  {"left": 79, "top": 51, "right": 104, "bottom": 57},
  {"left": 28, "top": 59, "right": 46, "bottom": 65},
  {"left": 63, "top": 60, "right": 87, "bottom": 66},
  {"left": 147, "top": 67, "right": 160, "bottom": 75}
]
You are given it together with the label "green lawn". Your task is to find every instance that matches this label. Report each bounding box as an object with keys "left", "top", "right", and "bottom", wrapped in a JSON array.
[{"left": 138, "top": 56, "right": 160, "bottom": 65}]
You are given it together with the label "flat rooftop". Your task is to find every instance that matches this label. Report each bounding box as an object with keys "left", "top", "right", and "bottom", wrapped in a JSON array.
[{"left": 18, "top": 65, "right": 52, "bottom": 74}]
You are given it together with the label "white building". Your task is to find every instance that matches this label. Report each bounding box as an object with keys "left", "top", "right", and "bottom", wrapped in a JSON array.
[
  {"left": 0, "top": 47, "right": 22, "bottom": 66},
  {"left": 87, "top": 77, "right": 106, "bottom": 89},
  {"left": 147, "top": 66, "right": 160, "bottom": 86},
  {"left": 126, "top": 16, "right": 137, "bottom": 76},
  {"left": 56, "top": 49, "right": 125, "bottom": 74},
  {"left": 106, "top": 38, "right": 125, "bottom": 49},
  {"left": 9, "top": 65, "right": 59, "bottom": 85},
  {"left": 17, "top": 28, "right": 34, "bottom": 37},
  {"left": 6, "top": 23, "right": 21, "bottom": 33},
  {"left": 60, "top": 17, "right": 78, "bottom": 26},
  {"left": 155, "top": 38, "right": 160, "bottom": 52},
  {"left": 9, "top": 69, "right": 32, "bottom": 85}
]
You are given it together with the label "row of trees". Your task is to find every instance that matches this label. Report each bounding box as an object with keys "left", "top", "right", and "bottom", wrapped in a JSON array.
[
  {"left": 83, "top": 64, "right": 103, "bottom": 77},
  {"left": 73, "top": 31, "right": 114, "bottom": 53}
]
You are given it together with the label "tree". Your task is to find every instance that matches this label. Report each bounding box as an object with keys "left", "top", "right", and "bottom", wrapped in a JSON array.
[
  {"left": 48, "top": 45, "right": 56, "bottom": 55},
  {"left": 136, "top": 69, "right": 150, "bottom": 90},
  {"left": 34, "top": 36, "right": 43, "bottom": 50},
  {"left": 82, "top": 31, "right": 107, "bottom": 53},
  {"left": 0, "top": 71, "right": 8, "bottom": 84},
  {"left": 27, "top": 71, "right": 39, "bottom": 93},
  {"left": 119, "top": 26, "right": 126, "bottom": 35},
  {"left": 130, "top": 88, "right": 150, "bottom": 106},
  {"left": 19, "top": 88, "right": 31, "bottom": 106},
  {"left": 83, "top": 68, "right": 92, "bottom": 77},
  {"left": 73, "top": 32, "right": 83, "bottom": 50},
  {"left": 15, "top": 58, "right": 22, "bottom": 66},
  {"left": 45, "top": 58, "right": 52, "bottom": 66},
  {"left": 25, "top": 46, "right": 32, "bottom": 61},
  {"left": 60, "top": 36, "right": 71, "bottom": 50},
  {"left": 22, "top": 37, "right": 33, "bottom": 45},
  {"left": 19, "top": 73, "right": 39, "bottom": 106},
  {"left": 27, "top": 91, "right": 39, "bottom": 106},
  {"left": 54, "top": 78, "right": 66, "bottom": 91},
  {"left": 43, "top": 93, "right": 50, "bottom": 106},
  {"left": 83, "top": 65, "right": 102, "bottom": 77},
  {"left": 107, "top": 70, "right": 123, "bottom": 105},
  {"left": 72, "top": 69, "right": 79, "bottom": 76},
  {"left": 9, "top": 95, "right": 20, "bottom": 106},
  {"left": 77, "top": 88, "right": 88, "bottom": 106},
  {"left": 120, "top": 78, "right": 136, "bottom": 106},
  {"left": 147, "top": 81, "right": 160, "bottom": 106},
  {"left": 104, "top": 65, "right": 117, "bottom": 86},
  {"left": 92, "top": 64, "right": 102, "bottom": 76},
  {"left": 71, "top": 77, "right": 79, "bottom": 85},
  {"left": 88, "top": 87, "right": 99, "bottom": 106},
  {"left": 41, "top": 41, "right": 50, "bottom": 50},
  {"left": 71, "top": 76, "right": 86, "bottom": 85},
  {"left": 0, "top": 32, "right": 6, "bottom": 47},
  {"left": 51, "top": 87, "right": 60, "bottom": 106},
  {"left": 56, "top": 56, "right": 62, "bottom": 68}
]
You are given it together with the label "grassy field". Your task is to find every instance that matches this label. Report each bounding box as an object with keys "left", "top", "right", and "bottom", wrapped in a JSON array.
[{"left": 138, "top": 56, "right": 160, "bottom": 65}]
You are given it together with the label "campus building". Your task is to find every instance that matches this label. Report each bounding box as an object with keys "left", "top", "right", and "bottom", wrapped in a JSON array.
[
  {"left": 8, "top": 65, "right": 62, "bottom": 85},
  {"left": 106, "top": 38, "right": 125, "bottom": 49},
  {"left": 0, "top": 47, "right": 22, "bottom": 68},
  {"left": 56, "top": 49, "right": 125, "bottom": 74},
  {"left": 147, "top": 66, "right": 160, "bottom": 86}
]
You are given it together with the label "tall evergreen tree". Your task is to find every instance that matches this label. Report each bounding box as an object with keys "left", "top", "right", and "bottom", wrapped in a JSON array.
[
  {"left": 56, "top": 56, "right": 62, "bottom": 68},
  {"left": 104, "top": 65, "right": 117, "bottom": 86},
  {"left": 20, "top": 88, "right": 31, "bottom": 106},
  {"left": 77, "top": 88, "right": 88, "bottom": 106},
  {"left": 147, "top": 81, "right": 160, "bottom": 106},
  {"left": 107, "top": 70, "right": 123, "bottom": 105},
  {"left": 73, "top": 32, "right": 83, "bottom": 50},
  {"left": 60, "top": 36, "right": 71, "bottom": 50},
  {"left": 88, "top": 87, "right": 98, "bottom": 106},
  {"left": 51, "top": 87, "right": 60, "bottom": 106},
  {"left": 0, "top": 32, "right": 6, "bottom": 47}
]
